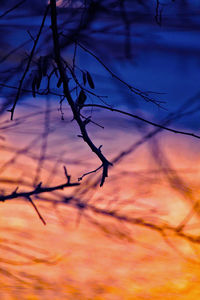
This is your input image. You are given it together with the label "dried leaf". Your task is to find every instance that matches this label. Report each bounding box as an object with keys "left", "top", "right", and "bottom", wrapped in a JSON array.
[
  {"left": 42, "top": 56, "right": 50, "bottom": 76},
  {"left": 86, "top": 71, "right": 95, "bottom": 89},
  {"left": 82, "top": 71, "right": 87, "bottom": 85},
  {"left": 77, "top": 90, "right": 87, "bottom": 108}
]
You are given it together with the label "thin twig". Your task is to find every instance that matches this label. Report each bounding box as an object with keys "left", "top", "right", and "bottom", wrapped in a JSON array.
[
  {"left": 26, "top": 195, "right": 46, "bottom": 225},
  {"left": 9, "top": 5, "right": 49, "bottom": 120},
  {"left": 0, "top": 82, "right": 64, "bottom": 97},
  {"left": 78, "top": 164, "right": 103, "bottom": 181},
  {"left": 0, "top": 0, "right": 26, "bottom": 18},
  {"left": 83, "top": 104, "right": 200, "bottom": 140},
  {"left": 69, "top": 39, "right": 165, "bottom": 107}
]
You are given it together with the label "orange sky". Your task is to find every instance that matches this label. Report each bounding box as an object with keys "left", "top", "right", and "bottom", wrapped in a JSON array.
[{"left": 1, "top": 103, "right": 200, "bottom": 299}]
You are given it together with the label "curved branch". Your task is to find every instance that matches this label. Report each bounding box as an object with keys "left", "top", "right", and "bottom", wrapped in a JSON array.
[
  {"left": 84, "top": 104, "right": 200, "bottom": 139},
  {"left": 50, "top": 0, "right": 112, "bottom": 186}
]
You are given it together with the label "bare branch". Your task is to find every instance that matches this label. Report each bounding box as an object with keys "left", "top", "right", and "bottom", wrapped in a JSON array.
[
  {"left": 70, "top": 39, "right": 165, "bottom": 107},
  {"left": 0, "top": 181, "right": 79, "bottom": 202},
  {"left": 50, "top": 0, "right": 112, "bottom": 186},
  {"left": 83, "top": 104, "right": 200, "bottom": 140},
  {"left": 26, "top": 195, "right": 46, "bottom": 225},
  {"left": 9, "top": 5, "right": 49, "bottom": 120},
  {"left": 0, "top": 0, "right": 26, "bottom": 18},
  {"left": 0, "top": 82, "right": 65, "bottom": 97},
  {"left": 78, "top": 164, "right": 103, "bottom": 181}
]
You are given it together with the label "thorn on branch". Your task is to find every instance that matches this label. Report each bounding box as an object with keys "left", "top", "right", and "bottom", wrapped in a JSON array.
[
  {"left": 12, "top": 187, "right": 19, "bottom": 196},
  {"left": 36, "top": 182, "right": 42, "bottom": 190}
]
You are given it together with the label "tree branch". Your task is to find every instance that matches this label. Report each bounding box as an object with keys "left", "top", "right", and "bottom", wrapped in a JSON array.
[
  {"left": 83, "top": 104, "right": 200, "bottom": 140},
  {"left": 26, "top": 195, "right": 46, "bottom": 225},
  {"left": 50, "top": 0, "right": 112, "bottom": 186},
  {"left": 9, "top": 5, "right": 49, "bottom": 120},
  {"left": 0, "top": 0, "right": 26, "bottom": 18},
  {"left": 0, "top": 181, "right": 79, "bottom": 202},
  {"left": 72, "top": 40, "right": 165, "bottom": 107}
]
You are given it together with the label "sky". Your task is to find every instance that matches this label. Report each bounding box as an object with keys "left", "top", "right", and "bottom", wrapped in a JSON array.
[
  {"left": 1, "top": 0, "right": 200, "bottom": 129},
  {"left": 1, "top": 1, "right": 200, "bottom": 299}
]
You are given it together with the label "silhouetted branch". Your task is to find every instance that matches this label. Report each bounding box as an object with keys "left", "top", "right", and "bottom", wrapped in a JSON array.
[
  {"left": 50, "top": 0, "right": 112, "bottom": 186},
  {"left": 9, "top": 5, "right": 49, "bottom": 120},
  {"left": 84, "top": 104, "right": 200, "bottom": 139},
  {"left": 119, "top": 0, "right": 131, "bottom": 58},
  {"left": 155, "top": 0, "right": 162, "bottom": 25},
  {"left": 0, "top": 181, "right": 79, "bottom": 202},
  {"left": 72, "top": 40, "right": 165, "bottom": 107},
  {"left": 0, "top": 82, "right": 65, "bottom": 97},
  {"left": 26, "top": 195, "right": 46, "bottom": 225},
  {"left": 0, "top": 175, "right": 79, "bottom": 225},
  {"left": 0, "top": 0, "right": 26, "bottom": 18},
  {"left": 78, "top": 164, "right": 103, "bottom": 181}
]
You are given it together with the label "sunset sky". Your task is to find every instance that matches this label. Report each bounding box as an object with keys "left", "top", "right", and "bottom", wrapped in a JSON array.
[{"left": 1, "top": 1, "right": 200, "bottom": 299}]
